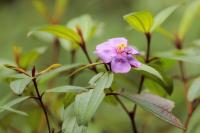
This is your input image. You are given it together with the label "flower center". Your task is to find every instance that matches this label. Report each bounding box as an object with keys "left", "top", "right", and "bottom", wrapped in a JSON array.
[{"left": 116, "top": 43, "right": 127, "bottom": 53}]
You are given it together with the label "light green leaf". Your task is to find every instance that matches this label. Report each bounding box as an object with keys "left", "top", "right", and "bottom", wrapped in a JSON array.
[
  {"left": 62, "top": 104, "right": 87, "bottom": 133},
  {"left": 122, "top": 93, "right": 184, "bottom": 129},
  {"left": 10, "top": 77, "right": 32, "bottom": 95},
  {"left": 151, "top": 5, "right": 178, "bottom": 32},
  {"left": 0, "top": 96, "right": 29, "bottom": 114},
  {"left": 135, "top": 63, "right": 164, "bottom": 82},
  {"left": 179, "top": 0, "right": 200, "bottom": 39},
  {"left": 188, "top": 77, "right": 200, "bottom": 101},
  {"left": 124, "top": 11, "right": 153, "bottom": 33},
  {"left": 28, "top": 25, "right": 81, "bottom": 44},
  {"left": 75, "top": 72, "right": 113, "bottom": 126},
  {"left": 156, "top": 49, "right": 200, "bottom": 64},
  {"left": 47, "top": 85, "right": 87, "bottom": 93},
  {"left": 88, "top": 72, "right": 104, "bottom": 85}
]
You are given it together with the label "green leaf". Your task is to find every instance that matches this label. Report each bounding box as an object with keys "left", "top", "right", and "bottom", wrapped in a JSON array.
[
  {"left": 19, "top": 47, "right": 46, "bottom": 69},
  {"left": 144, "top": 79, "right": 168, "bottom": 97},
  {"left": 88, "top": 72, "right": 104, "bottom": 85},
  {"left": 178, "top": 0, "right": 200, "bottom": 39},
  {"left": 156, "top": 49, "right": 200, "bottom": 64},
  {"left": 0, "top": 96, "right": 29, "bottom": 114},
  {"left": 62, "top": 104, "right": 87, "bottom": 133},
  {"left": 38, "top": 63, "right": 82, "bottom": 83},
  {"left": 46, "top": 85, "right": 87, "bottom": 93},
  {"left": 122, "top": 93, "right": 184, "bottom": 129},
  {"left": 188, "top": 77, "right": 200, "bottom": 101},
  {"left": 28, "top": 25, "right": 81, "bottom": 44},
  {"left": 0, "top": 107, "right": 28, "bottom": 116},
  {"left": 134, "top": 63, "right": 164, "bottom": 82},
  {"left": 10, "top": 77, "right": 32, "bottom": 95},
  {"left": 75, "top": 72, "right": 113, "bottom": 126},
  {"left": 124, "top": 11, "right": 153, "bottom": 33},
  {"left": 151, "top": 5, "right": 178, "bottom": 32}
]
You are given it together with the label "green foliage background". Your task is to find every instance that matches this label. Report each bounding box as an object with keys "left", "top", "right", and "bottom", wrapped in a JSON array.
[{"left": 1, "top": 0, "right": 200, "bottom": 133}]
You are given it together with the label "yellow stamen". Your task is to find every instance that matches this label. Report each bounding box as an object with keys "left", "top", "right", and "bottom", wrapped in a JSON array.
[{"left": 117, "top": 43, "right": 127, "bottom": 53}]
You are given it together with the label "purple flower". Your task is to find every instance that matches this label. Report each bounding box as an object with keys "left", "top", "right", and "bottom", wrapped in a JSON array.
[{"left": 95, "top": 37, "right": 141, "bottom": 73}]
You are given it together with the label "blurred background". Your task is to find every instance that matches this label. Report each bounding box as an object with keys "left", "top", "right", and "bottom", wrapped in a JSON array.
[{"left": 0, "top": 0, "right": 200, "bottom": 133}]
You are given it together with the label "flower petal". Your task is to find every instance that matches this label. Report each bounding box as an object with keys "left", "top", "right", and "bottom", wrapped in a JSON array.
[
  {"left": 95, "top": 42, "right": 116, "bottom": 63},
  {"left": 125, "top": 46, "right": 140, "bottom": 55},
  {"left": 111, "top": 56, "right": 131, "bottom": 73},
  {"left": 108, "top": 37, "right": 128, "bottom": 48},
  {"left": 127, "top": 54, "right": 141, "bottom": 68}
]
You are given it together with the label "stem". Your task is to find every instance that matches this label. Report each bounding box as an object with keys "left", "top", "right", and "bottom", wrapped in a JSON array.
[
  {"left": 107, "top": 91, "right": 138, "bottom": 133},
  {"left": 145, "top": 32, "right": 151, "bottom": 63},
  {"left": 174, "top": 36, "right": 193, "bottom": 132},
  {"left": 132, "top": 32, "right": 152, "bottom": 132},
  {"left": 76, "top": 26, "right": 98, "bottom": 73},
  {"left": 32, "top": 78, "right": 51, "bottom": 133}
]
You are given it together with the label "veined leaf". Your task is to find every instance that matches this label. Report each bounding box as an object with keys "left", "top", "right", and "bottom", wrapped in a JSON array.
[
  {"left": 178, "top": 0, "right": 200, "bottom": 39},
  {"left": 28, "top": 25, "right": 81, "bottom": 44},
  {"left": 124, "top": 11, "right": 153, "bottom": 33},
  {"left": 47, "top": 85, "right": 87, "bottom": 93},
  {"left": 122, "top": 93, "right": 184, "bottom": 129},
  {"left": 75, "top": 72, "right": 113, "bottom": 126},
  {"left": 188, "top": 77, "right": 200, "bottom": 101},
  {"left": 10, "top": 77, "right": 32, "bottom": 95},
  {"left": 151, "top": 5, "right": 178, "bottom": 32}
]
